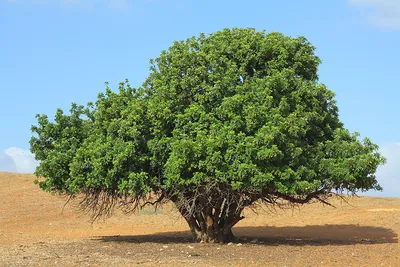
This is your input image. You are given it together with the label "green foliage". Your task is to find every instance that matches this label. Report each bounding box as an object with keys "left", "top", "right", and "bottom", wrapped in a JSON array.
[{"left": 30, "top": 28, "right": 385, "bottom": 216}]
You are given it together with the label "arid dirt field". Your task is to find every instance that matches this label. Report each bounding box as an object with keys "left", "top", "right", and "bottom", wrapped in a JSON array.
[{"left": 0, "top": 172, "right": 399, "bottom": 266}]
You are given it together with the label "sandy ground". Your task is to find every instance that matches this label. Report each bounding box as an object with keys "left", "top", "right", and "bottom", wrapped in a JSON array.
[{"left": 0, "top": 172, "right": 399, "bottom": 266}]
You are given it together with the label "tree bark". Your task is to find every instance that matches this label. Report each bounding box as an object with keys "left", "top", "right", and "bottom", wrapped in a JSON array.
[{"left": 177, "top": 204, "right": 244, "bottom": 243}]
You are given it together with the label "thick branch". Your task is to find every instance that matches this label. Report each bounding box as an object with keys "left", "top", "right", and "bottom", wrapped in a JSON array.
[
  {"left": 140, "top": 194, "right": 165, "bottom": 209},
  {"left": 273, "top": 187, "right": 336, "bottom": 207}
]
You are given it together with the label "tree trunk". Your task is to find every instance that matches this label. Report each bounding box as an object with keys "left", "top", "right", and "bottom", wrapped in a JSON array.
[{"left": 177, "top": 204, "right": 244, "bottom": 243}]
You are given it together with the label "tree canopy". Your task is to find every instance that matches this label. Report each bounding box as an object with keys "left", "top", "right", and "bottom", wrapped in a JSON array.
[{"left": 30, "top": 28, "right": 385, "bottom": 243}]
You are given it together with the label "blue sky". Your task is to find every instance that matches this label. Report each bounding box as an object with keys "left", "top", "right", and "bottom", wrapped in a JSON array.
[{"left": 0, "top": 0, "right": 398, "bottom": 196}]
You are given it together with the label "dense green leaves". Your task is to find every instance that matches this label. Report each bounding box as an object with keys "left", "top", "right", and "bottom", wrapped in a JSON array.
[{"left": 30, "top": 28, "right": 385, "bottom": 216}]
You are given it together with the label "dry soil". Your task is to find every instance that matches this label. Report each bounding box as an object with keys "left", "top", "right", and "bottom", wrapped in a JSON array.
[{"left": 0, "top": 172, "right": 399, "bottom": 266}]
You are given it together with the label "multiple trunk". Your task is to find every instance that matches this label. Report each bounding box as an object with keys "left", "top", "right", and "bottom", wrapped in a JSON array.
[{"left": 176, "top": 202, "right": 244, "bottom": 243}]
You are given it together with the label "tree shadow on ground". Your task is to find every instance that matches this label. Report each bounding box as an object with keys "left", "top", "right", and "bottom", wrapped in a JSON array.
[{"left": 95, "top": 224, "right": 398, "bottom": 246}]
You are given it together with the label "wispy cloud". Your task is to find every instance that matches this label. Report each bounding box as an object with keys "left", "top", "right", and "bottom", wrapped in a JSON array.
[
  {"left": 0, "top": 147, "right": 39, "bottom": 174},
  {"left": 349, "top": 0, "right": 400, "bottom": 29},
  {"left": 107, "top": 0, "right": 127, "bottom": 9},
  {"left": 61, "top": 0, "right": 128, "bottom": 9},
  {"left": 6, "top": 0, "right": 129, "bottom": 9}
]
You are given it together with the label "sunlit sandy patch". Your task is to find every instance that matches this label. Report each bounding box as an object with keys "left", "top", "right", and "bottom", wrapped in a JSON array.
[{"left": 367, "top": 208, "right": 400, "bottom": 212}]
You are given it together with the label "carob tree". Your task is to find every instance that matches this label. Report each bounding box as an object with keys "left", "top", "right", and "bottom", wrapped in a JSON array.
[{"left": 30, "top": 28, "right": 385, "bottom": 243}]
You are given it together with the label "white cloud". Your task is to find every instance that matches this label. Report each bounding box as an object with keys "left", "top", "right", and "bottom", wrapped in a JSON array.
[
  {"left": 0, "top": 152, "right": 18, "bottom": 173},
  {"left": 364, "top": 143, "right": 400, "bottom": 197},
  {"left": 349, "top": 0, "right": 400, "bottom": 29},
  {"left": 0, "top": 147, "right": 39, "bottom": 174}
]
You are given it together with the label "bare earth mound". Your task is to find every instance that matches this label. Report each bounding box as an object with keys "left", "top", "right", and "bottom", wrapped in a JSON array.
[{"left": 0, "top": 173, "right": 398, "bottom": 266}]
